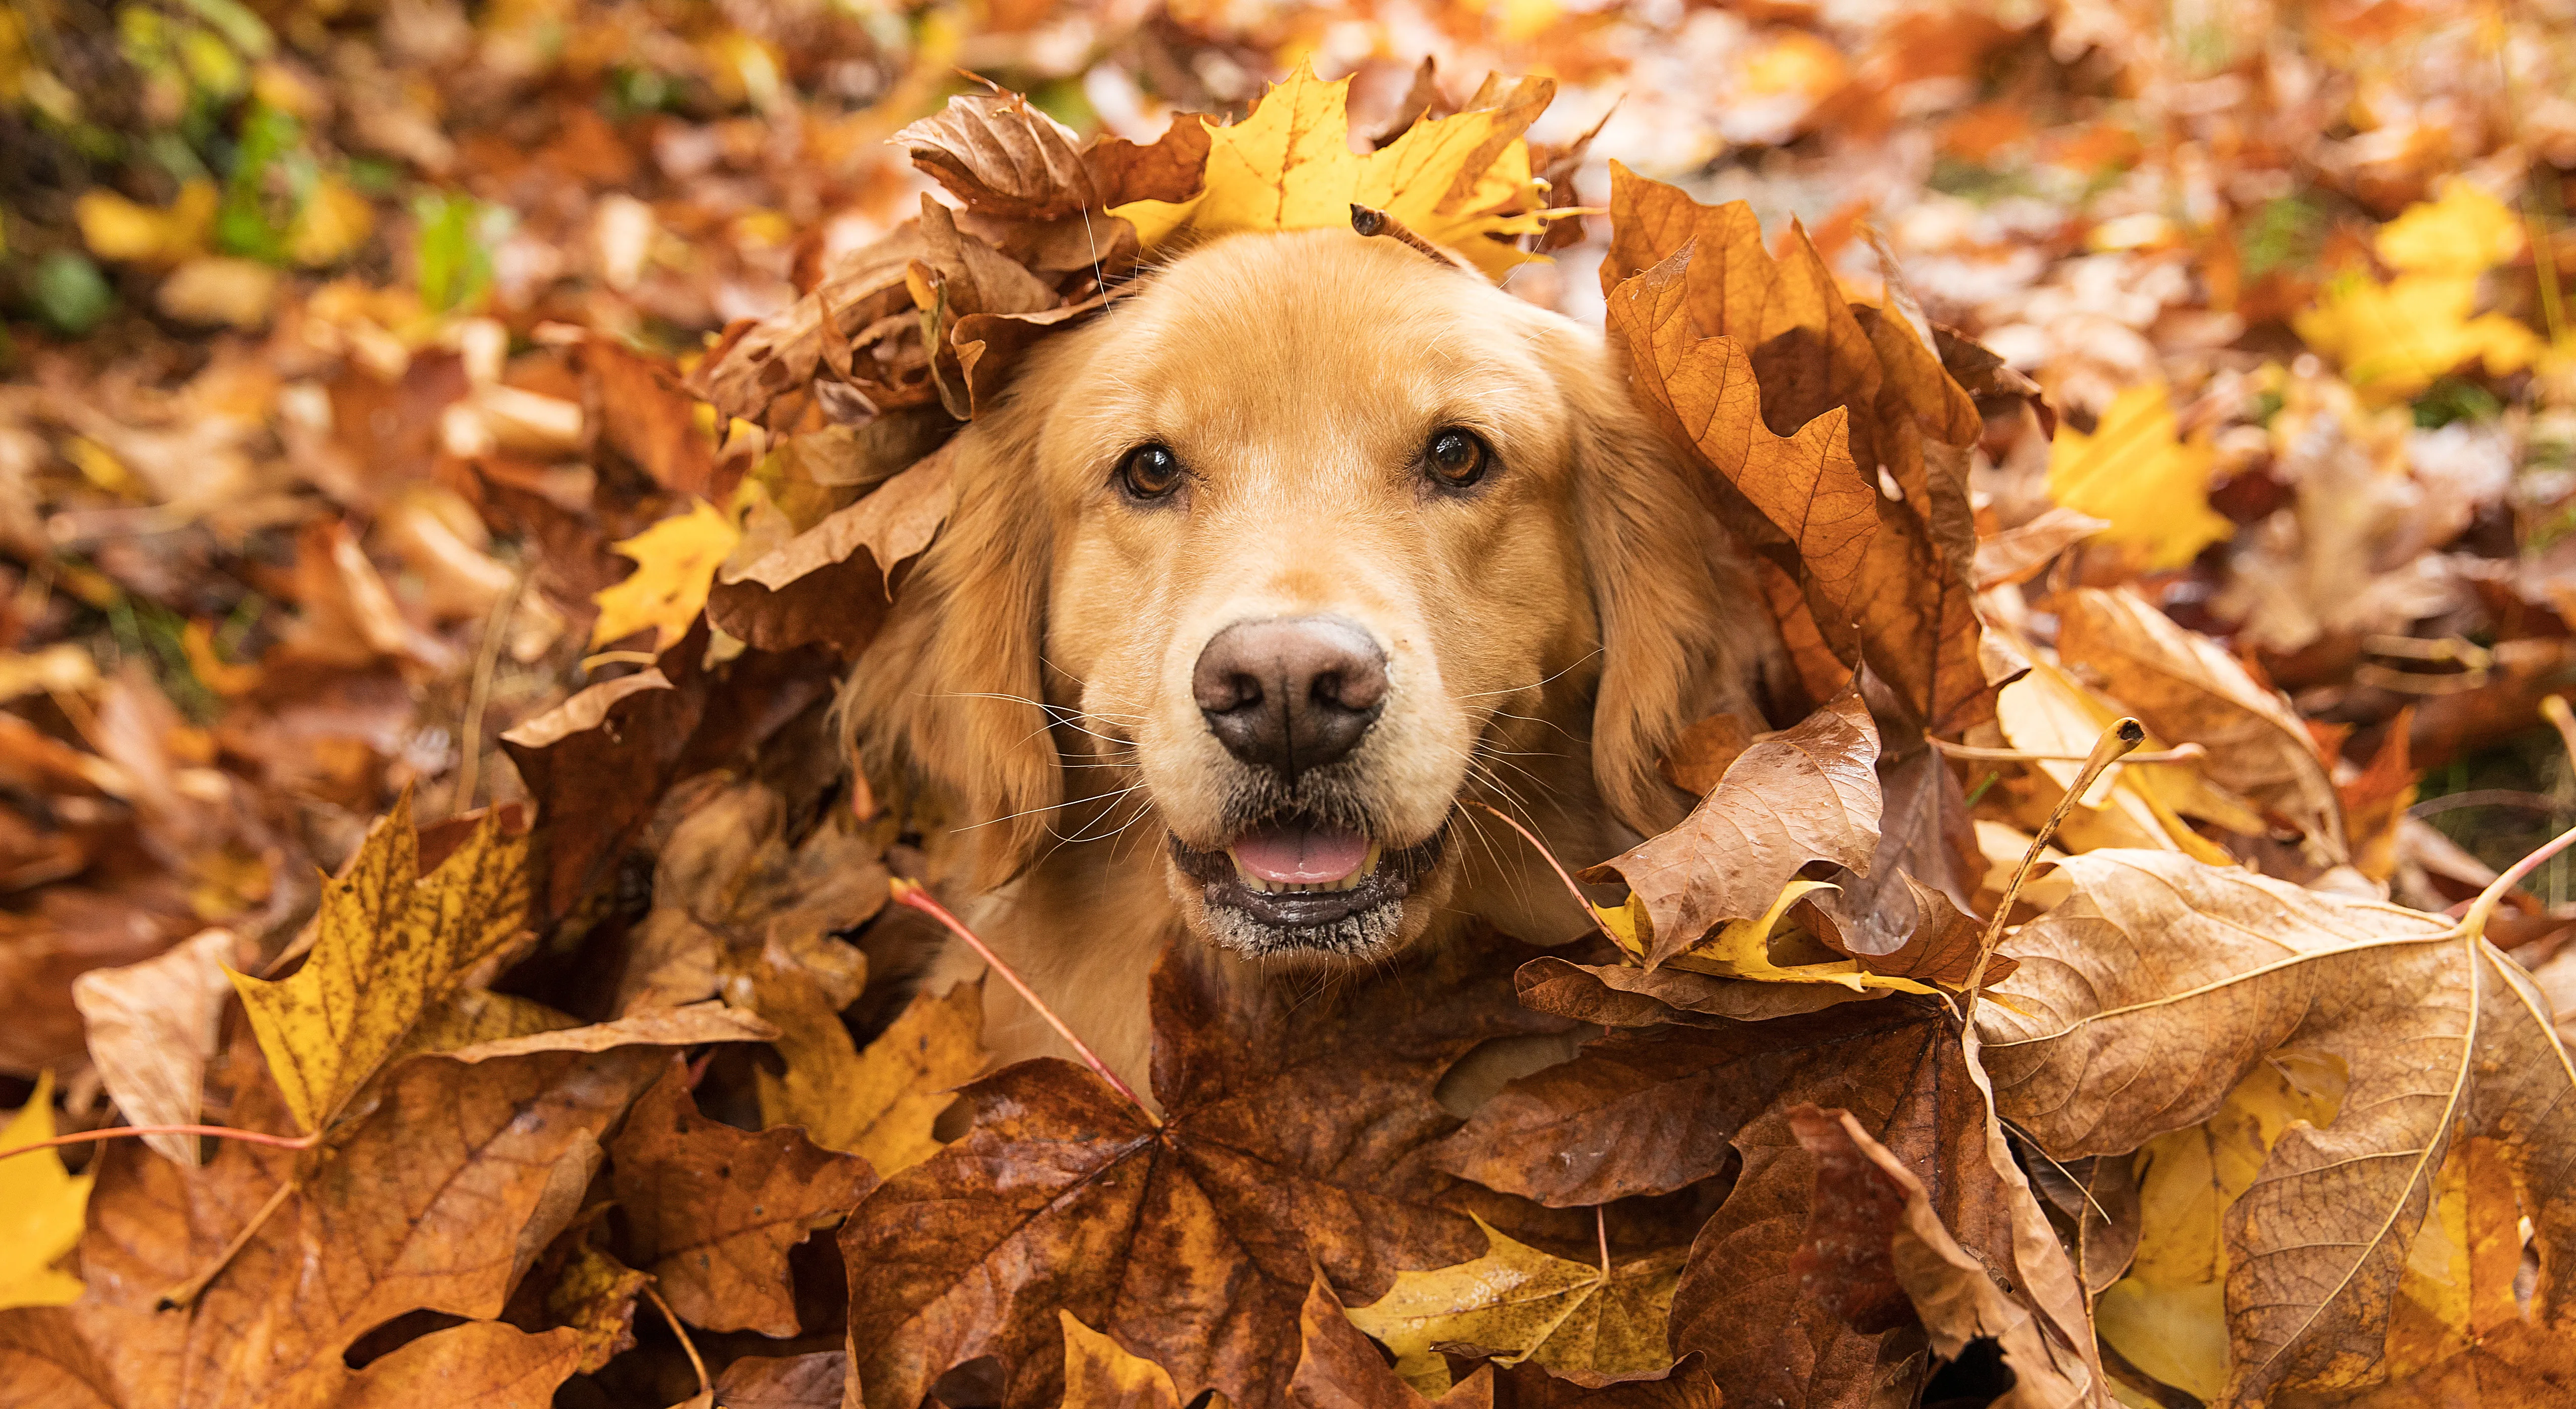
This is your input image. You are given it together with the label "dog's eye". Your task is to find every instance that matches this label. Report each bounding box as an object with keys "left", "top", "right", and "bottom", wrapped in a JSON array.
[
  {"left": 1117, "top": 443, "right": 1184, "bottom": 501},
  {"left": 1424, "top": 428, "right": 1490, "bottom": 488}
]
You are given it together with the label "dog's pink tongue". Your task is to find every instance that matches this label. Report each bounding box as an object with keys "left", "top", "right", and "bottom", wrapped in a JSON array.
[{"left": 1231, "top": 824, "right": 1370, "bottom": 884}]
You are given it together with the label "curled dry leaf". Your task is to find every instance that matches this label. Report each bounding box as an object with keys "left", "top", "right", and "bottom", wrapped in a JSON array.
[
  {"left": 1977, "top": 849, "right": 2576, "bottom": 1404},
  {"left": 1514, "top": 954, "right": 1884, "bottom": 1029},
  {"left": 838, "top": 929, "right": 1570, "bottom": 1409},
  {"left": 1974, "top": 507, "right": 2109, "bottom": 590},
  {"left": 708, "top": 440, "right": 954, "bottom": 658},
  {"left": 71, "top": 927, "right": 242, "bottom": 1165},
  {"left": 616, "top": 775, "right": 879, "bottom": 1015},
  {"left": 1580, "top": 691, "right": 1880, "bottom": 968},
  {"left": 2055, "top": 585, "right": 2346, "bottom": 865},
  {"left": 897, "top": 90, "right": 1097, "bottom": 221},
  {"left": 437, "top": 999, "right": 779, "bottom": 1062},
  {"left": 1601, "top": 166, "right": 1999, "bottom": 735},
  {"left": 607, "top": 1055, "right": 876, "bottom": 1337}
]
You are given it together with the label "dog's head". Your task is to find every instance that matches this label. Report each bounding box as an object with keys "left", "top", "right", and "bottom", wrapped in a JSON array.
[{"left": 845, "top": 228, "right": 1774, "bottom": 962}]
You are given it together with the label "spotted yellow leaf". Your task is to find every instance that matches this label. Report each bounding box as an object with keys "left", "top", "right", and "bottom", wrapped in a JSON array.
[
  {"left": 0, "top": 1073, "right": 92, "bottom": 1310},
  {"left": 2046, "top": 382, "right": 2233, "bottom": 570},
  {"left": 1110, "top": 60, "right": 1555, "bottom": 281},
  {"left": 225, "top": 789, "right": 531, "bottom": 1131},
  {"left": 1344, "top": 1214, "right": 1681, "bottom": 1394},
  {"left": 590, "top": 498, "right": 741, "bottom": 653}
]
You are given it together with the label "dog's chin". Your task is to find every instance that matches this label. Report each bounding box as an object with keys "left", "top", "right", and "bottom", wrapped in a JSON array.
[{"left": 1166, "top": 821, "right": 1449, "bottom": 963}]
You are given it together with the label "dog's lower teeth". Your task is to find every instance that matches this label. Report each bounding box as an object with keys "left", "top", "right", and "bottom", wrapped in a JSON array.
[{"left": 1223, "top": 837, "right": 1384, "bottom": 898}]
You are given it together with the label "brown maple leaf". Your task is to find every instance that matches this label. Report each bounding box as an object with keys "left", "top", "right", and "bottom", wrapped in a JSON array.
[
  {"left": 608, "top": 1055, "right": 875, "bottom": 1337},
  {"left": 837, "top": 928, "right": 1572, "bottom": 1409}
]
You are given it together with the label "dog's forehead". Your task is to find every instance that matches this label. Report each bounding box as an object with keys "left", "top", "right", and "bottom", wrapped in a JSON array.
[{"left": 1095, "top": 230, "right": 1553, "bottom": 418}]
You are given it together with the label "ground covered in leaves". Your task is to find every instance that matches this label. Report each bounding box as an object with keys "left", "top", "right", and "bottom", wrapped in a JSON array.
[{"left": 6, "top": 1, "right": 2576, "bottom": 1406}]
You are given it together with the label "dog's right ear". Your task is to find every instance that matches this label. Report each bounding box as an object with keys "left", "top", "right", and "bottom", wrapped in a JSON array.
[{"left": 837, "top": 411, "right": 1062, "bottom": 890}]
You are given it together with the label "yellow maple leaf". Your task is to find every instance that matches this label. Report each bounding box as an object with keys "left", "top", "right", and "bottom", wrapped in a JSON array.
[
  {"left": 2046, "top": 382, "right": 2233, "bottom": 569},
  {"left": 0, "top": 1072, "right": 93, "bottom": 1310},
  {"left": 590, "top": 498, "right": 741, "bottom": 653},
  {"left": 226, "top": 790, "right": 532, "bottom": 1131},
  {"left": 1110, "top": 60, "right": 1553, "bottom": 281},
  {"left": 2376, "top": 179, "right": 2524, "bottom": 277},
  {"left": 2096, "top": 1051, "right": 2348, "bottom": 1401},
  {"left": 1345, "top": 1214, "right": 1682, "bottom": 1394},
  {"left": 2294, "top": 271, "right": 2542, "bottom": 400}
]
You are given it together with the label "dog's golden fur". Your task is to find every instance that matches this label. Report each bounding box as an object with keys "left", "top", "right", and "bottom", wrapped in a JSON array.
[{"left": 841, "top": 228, "right": 1781, "bottom": 1088}]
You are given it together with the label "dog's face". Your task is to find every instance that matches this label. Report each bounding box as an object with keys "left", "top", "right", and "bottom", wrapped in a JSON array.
[
  {"left": 1037, "top": 232, "right": 1602, "bottom": 958},
  {"left": 845, "top": 228, "right": 1769, "bottom": 968}
]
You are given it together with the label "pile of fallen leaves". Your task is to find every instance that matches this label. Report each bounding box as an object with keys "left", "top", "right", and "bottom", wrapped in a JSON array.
[{"left": 8, "top": 1, "right": 2576, "bottom": 1406}]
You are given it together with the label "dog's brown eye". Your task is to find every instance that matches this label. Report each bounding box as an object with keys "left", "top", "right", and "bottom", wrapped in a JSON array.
[
  {"left": 1425, "top": 428, "right": 1489, "bottom": 488},
  {"left": 1118, "top": 443, "right": 1184, "bottom": 501}
]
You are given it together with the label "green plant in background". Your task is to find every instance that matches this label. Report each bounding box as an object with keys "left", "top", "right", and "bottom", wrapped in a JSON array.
[
  {"left": 2240, "top": 195, "right": 2326, "bottom": 279},
  {"left": 30, "top": 253, "right": 115, "bottom": 336},
  {"left": 414, "top": 193, "right": 501, "bottom": 312}
]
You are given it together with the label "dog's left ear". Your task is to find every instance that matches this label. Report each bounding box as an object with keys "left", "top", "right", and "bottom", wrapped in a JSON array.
[
  {"left": 836, "top": 408, "right": 1063, "bottom": 890},
  {"left": 1545, "top": 320, "right": 1787, "bottom": 838}
]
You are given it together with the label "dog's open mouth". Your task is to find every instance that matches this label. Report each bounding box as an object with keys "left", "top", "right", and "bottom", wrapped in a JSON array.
[{"left": 1169, "top": 814, "right": 1445, "bottom": 957}]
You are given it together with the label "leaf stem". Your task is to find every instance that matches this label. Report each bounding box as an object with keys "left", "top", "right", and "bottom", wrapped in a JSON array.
[
  {"left": 1960, "top": 717, "right": 2144, "bottom": 1026},
  {"left": 162, "top": 1175, "right": 298, "bottom": 1308},
  {"left": 1933, "top": 739, "right": 2203, "bottom": 765},
  {"left": 0, "top": 1122, "right": 319, "bottom": 1165},
  {"left": 643, "top": 1283, "right": 710, "bottom": 1400},
  {"left": 2461, "top": 819, "right": 2576, "bottom": 943},
  {"left": 889, "top": 877, "right": 1161, "bottom": 1127}
]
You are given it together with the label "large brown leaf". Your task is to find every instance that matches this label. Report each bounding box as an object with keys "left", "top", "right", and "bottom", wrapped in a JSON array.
[
  {"left": 16, "top": 1047, "right": 660, "bottom": 1409},
  {"left": 1580, "top": 692, "right": 1881, "bottom": 967},
  {"left": 838, "top": 929, "right": 1572, "bottom": 1409},
  {"left": 607, "top": 1055, "right": 876, "bottom": 1336},
  {"left": 1977, "top": 849, "right": 2576, "bottom": 1403}
]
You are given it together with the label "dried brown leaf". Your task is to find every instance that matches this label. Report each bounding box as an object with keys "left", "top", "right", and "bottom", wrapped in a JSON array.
[
  {"left": 607, "top": 1055, "right": 876, "bottom": 1337},
  {"left": 2055, "top": 586, "right": 2346, "bottom": 863},
  {"left": 708, "top": 442, "right": 954, "bottom": 658},
  {"left": 898, "top": 91, "right": 1098, "bottom": 221}
]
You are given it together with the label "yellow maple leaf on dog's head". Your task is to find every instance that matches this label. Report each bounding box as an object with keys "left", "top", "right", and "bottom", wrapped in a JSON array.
[
  {"left": 2046, "top": 382, "right": 2233, "bottom": 570},
  {"left": 591, "top": 498, "right": 742, "bottom": 653},
  {"left": 1110, "top": 60, "right": 1556, "bottom": 281}
]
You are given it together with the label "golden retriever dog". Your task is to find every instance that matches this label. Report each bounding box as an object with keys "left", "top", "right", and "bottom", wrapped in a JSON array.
[{"left": 841, "top": 226, "right": 1782, "bottom": 1092}]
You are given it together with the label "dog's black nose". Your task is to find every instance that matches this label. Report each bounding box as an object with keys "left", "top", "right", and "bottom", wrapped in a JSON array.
[{"left": 1193, "top": 616, "right": 1388, "bottom": 779}]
